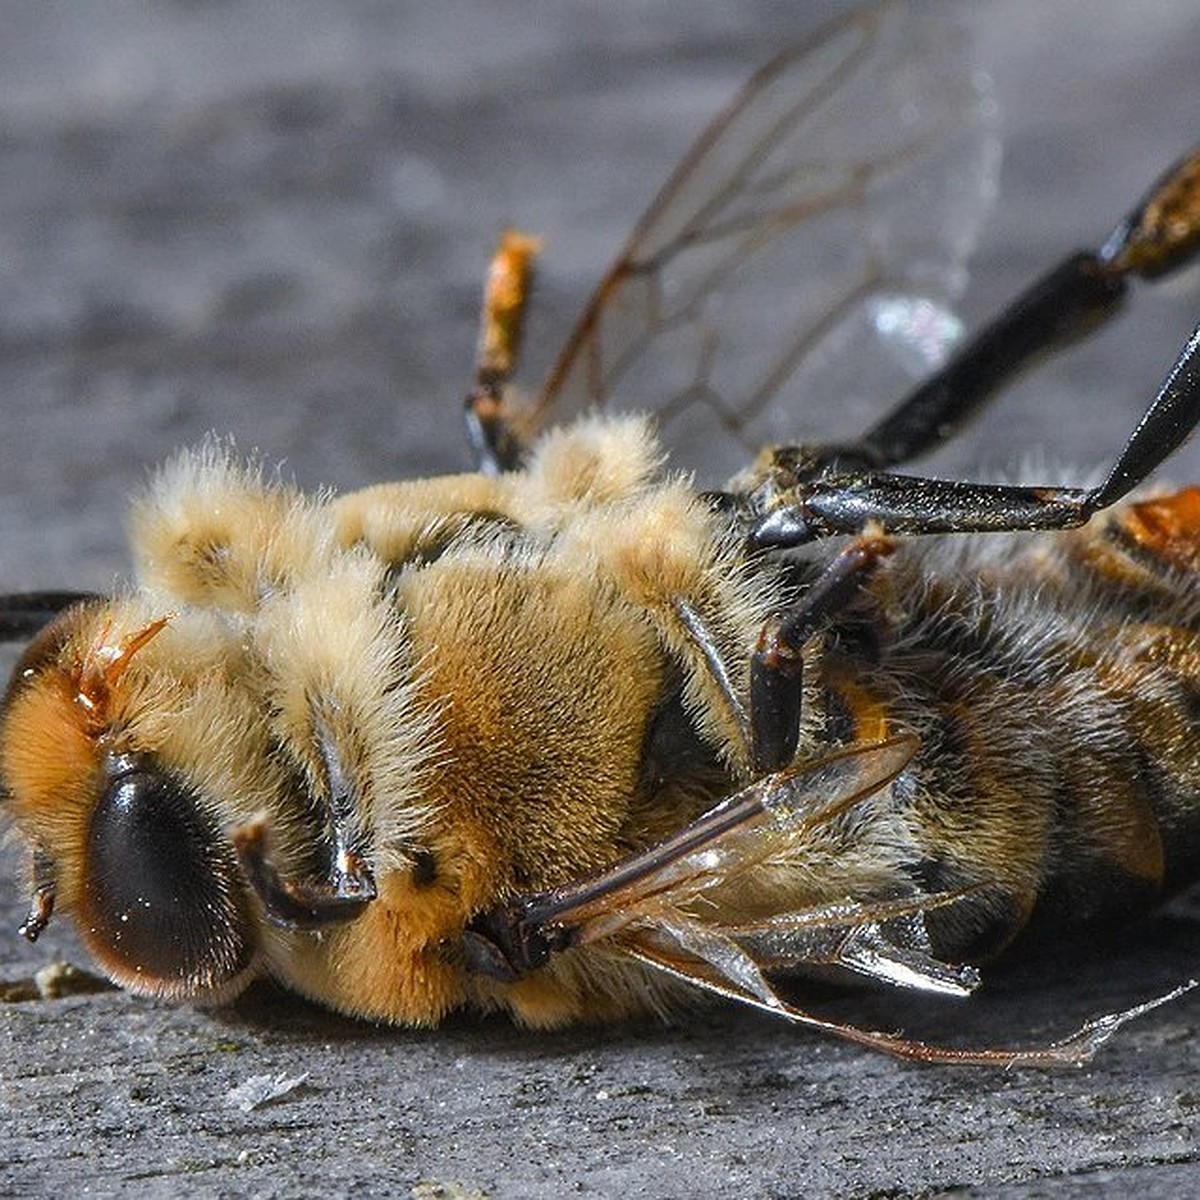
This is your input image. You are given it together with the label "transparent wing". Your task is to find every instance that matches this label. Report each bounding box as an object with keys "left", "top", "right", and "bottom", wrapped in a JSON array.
[
  {"left": 509, "top": 737, "right": 967, "bottom": 986},
  {"left": 543, "top": 736, "right": 983, "bottom": 998},
  {"left": 495, "top": 734, "right": 1186, "bottom": 1064},
  {"left": 620, "top": 923, "right": 1195, "bottom": 1066},
  {"left": 528, "top": 0, "right": 999, "bottom": 484}
]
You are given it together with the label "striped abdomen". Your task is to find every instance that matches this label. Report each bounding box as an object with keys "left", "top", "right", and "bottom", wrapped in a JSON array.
[{"left": 820, "top": 486, "right": 1200, "bottom": 960}]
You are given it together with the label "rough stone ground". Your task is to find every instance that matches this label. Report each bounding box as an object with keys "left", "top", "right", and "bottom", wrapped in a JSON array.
[{"left": 2, "top": 3, "right": 1200, "bottom": 1197}]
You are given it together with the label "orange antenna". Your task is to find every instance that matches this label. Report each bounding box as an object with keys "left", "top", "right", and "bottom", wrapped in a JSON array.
[{"left": 74, "top": 614, "right": 173, "bottom": 730}]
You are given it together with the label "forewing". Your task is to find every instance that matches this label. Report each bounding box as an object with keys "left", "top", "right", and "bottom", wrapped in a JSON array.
[
  {"left": 526, "top": 736, "right": 917, "bottom": 945},
  {"left": 501, "top": 733, "right": 1188, "bottom": 1063},
  {"left": 619, "top": 926, "right": 1191, "bottom": 1065},
  {"left": 529, "top": 0, "right": 998, "bottom": 484}
]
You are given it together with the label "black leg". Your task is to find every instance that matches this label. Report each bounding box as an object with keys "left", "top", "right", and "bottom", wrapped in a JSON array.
[
  {"left": 741, "top": 317, "right": 1200, "bottom": 549},
  {"left": 1089, "top": 323, "right": 1200, "bottom": 509},
  {"left": 750, "top": 534, "right": 894, "bottom": 773},
  {"left": 17, "top": 846, "right": 56, "bottom": 943},
  {"left": 774, "top": 146, "right": 1200, "bottom": 477},
  {"left": 232, "top": 821, "right": 376, "bottom": 930},
  {"left": 232, "top": 727, "right": 379, "bottom": 931}
]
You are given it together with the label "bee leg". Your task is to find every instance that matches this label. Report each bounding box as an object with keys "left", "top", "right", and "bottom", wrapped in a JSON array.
[
  {"left": 671, "top": 597, "right": 752, "bottom": 756},
  {"left": 232, "top": 821, "right": 376, "bottom": 930},
  {"left": 750, "top": 533, "right": 894, "bottom": 772},
  {"left": 463, "top": 230, "right": 541, "bottom": 475},
  {"left": 464, "top": 383, "right": 526, "bottom": 477},
  {"left": 17, "top": 845, "right": 56, "bottom": 942},
  {"left": 744, "top": 319, "right": 1200, "bottom": 547},
  {"left": 313, "top": 719, "right": 379, "bottom": 897},
  {"left": 229, "top": 721, "right": 379, "bottom": 930},
  {"left": 755, "top": 146, "right": 1200, "bottom": 480},
  {"left": 462, "top": 896, "right": 577, "bottom": 982}
]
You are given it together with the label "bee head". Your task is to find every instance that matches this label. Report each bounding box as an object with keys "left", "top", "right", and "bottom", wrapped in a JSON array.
[{"left": 0, "top": 599, "right": 257, "bottom": 1002}]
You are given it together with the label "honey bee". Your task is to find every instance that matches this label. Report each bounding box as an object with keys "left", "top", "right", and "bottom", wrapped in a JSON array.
[{"left": 4, "top": 2, "right": 1200, "bottom": 1065}]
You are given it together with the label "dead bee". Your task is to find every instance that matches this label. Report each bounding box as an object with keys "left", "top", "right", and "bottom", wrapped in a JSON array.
[{"left": 4, "top": 2, "right": 1200, "bottom": 1065}]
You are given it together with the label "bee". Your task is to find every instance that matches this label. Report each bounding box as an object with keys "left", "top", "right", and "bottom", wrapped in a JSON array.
[{"left": 4, "top": 2, "right": 1200, "bottom": 1065}]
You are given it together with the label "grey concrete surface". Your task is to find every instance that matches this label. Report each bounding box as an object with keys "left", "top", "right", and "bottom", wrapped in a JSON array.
[{"left": 3, "top": 3, "right": 1200, "bottom": 1197}]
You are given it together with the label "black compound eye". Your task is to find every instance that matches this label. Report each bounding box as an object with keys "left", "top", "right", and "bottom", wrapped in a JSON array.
[{"left": 82, "top": 755, "right": 252, "bottom": 996}]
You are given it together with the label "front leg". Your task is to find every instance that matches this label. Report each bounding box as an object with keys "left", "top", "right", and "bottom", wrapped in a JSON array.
[
  {"left": 233, "top": 819, "right": 375, "bottom": 930},
  {"left": 236, "top": 553, "right": 436, "bottom": 929}
]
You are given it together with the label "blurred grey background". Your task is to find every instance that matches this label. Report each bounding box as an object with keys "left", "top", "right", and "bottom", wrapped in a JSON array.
[{"left": 3, "top": 3, "right": 1200, "bottom": 1197}]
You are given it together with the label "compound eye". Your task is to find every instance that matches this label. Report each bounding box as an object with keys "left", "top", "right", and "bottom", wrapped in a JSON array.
[{"left": 81, "top": 756, "right": 253, "bottom": 997}]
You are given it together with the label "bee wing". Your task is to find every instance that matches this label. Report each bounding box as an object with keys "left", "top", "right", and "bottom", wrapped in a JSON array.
[
  {"left": 526, "top": 0, "right": 998, "bottom": 483},
  {"left": 619, "top": 920, "right": 1194, "bottom": 1066},
  {"left": 716, "top": 892, "right": 984, "bottom": 996},
  {"left": 556, "top": 734, "right": 983, "bottom": 1001},
  {"left": 508, "top": 736, "right": 1191, "bottom": 1064},
  {"left": 521, "top": 736, "right": 918, "bottom": 945}
]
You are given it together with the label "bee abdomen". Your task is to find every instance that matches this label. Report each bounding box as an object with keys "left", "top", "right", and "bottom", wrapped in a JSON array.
[
  {"left": 849, "top": 509, "right": 1200, "bottom": 958},
  {"left": 1073, "top": 488, "right": 1200, "bottom": 891}
]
